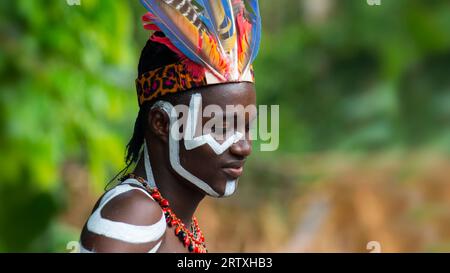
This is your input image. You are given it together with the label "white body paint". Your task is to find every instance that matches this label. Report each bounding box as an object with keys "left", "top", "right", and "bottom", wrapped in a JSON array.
[
  {"left": 79, "top": 240, "right": 162, "bottom": 254},
  {"left": 184, "top": 94, "right": 243, "bottom": 154},
  {"left": 81, "top": 179, "right": 165, "bottom": 253},
  {"left": 82, "top": 94, "right": 241, "bottom": 252},
  {"left": 150, "top": 95, "right": 239, "bottom": 198},
  {"left": 144, "top": 141, "right": 157, "bottom": 188}
]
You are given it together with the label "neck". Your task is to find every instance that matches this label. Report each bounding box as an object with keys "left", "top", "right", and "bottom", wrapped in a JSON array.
[{"left": 134, "top": 154, "right": 205, "bottom": 227}]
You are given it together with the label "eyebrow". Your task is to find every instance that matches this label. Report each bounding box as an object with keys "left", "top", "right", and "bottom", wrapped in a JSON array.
[{"left": 202, "top": 110, "right": 256, "bottom": 122}]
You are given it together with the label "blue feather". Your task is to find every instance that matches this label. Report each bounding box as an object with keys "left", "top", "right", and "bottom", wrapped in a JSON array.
[
  {"left": 197, "top": 0, "right": 236, "bottom": 54},
  {"left": 139, "top": 0, "right": 261, "bottom": 81},
  {"left": 243, "top": 0, "right": 261, "bottom": 71},
  {"left": 140, "top": 0, "right": 204, "bottom": 65},
  {"left": 199, "top": 0, "right": 234, "bottom": 35}
]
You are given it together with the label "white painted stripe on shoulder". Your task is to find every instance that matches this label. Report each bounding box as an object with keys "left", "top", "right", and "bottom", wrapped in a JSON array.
[
  {"left": 86, "top": 184, "right": 166, "bottom": 244},
  {"left": 149, "top": 240, "right": 163, "bottom": 253},
  {"left": 79, "top": 243, "right": 93, "bottom": 253},
  {"left": 79, "top": 240, "right": 162, "bottom": 253}
]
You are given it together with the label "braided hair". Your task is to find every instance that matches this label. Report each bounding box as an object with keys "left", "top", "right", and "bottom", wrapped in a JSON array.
[
  {"left": 126, "top": 37, "right": 179, "bottom": 165},
  {"left": 107, "top": 37, "right": 180, "bottom": 188}
]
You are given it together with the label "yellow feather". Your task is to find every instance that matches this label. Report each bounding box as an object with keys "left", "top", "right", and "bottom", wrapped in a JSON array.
[
  {"left": 163, "top": 4, "right": 200, "bottom": 49},
  {"left": 207, "top": 1, "right": 236, "bottom": 54},
  {"left": 161, "top": 2, "right": 228, "bottom": 75}
]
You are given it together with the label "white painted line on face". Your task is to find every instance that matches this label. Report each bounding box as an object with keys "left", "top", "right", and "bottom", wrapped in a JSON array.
[
  {"left": 223, "top": 180, "right": 237, "bottom": 197},
  {"left": 152, "top": 98, "right": 236, "bottom": 198},
  {"left": 184, "top": 93, "right": 243, "bottom": 155}
]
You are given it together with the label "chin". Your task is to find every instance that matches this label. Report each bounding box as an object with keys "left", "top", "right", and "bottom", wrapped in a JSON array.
[{"left": 220, "top": 179, "right": 238, "bottom": 198}]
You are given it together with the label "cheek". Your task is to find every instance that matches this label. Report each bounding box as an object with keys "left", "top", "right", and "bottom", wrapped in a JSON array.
[{"left": 179, "top": 143, "right": 224, "bottom": 183}]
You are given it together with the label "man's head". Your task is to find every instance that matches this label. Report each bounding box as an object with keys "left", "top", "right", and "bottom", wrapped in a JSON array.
[
  {"left": 128, "top": 0, "right": 261, "bottom": 197},
  {"left": 126, "top": 40, "right": 256, "bottom": 197}
]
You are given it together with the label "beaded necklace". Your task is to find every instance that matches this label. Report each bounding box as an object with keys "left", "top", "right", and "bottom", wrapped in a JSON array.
[{"left": 123, "top": 174, "right": 207, "bottom": 253}]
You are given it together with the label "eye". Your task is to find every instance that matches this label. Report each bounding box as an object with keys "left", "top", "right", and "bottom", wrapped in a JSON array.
[
  {"left": 211, "top": 124, "right": 226, "bottom": 134},
  {"left": 247, "top": 119, "right": 257, "bottom": 132}
]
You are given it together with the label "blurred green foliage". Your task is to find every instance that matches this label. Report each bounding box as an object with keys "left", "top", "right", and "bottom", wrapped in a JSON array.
[
  {"left": 256, "top": 0, "right": 450, "bottom": 152},
  {"left": 0, "top": 0, "right": 449, "bottom": 252},
  {"left": 0, "top": 0, "right": 145, "bottom": 251}
]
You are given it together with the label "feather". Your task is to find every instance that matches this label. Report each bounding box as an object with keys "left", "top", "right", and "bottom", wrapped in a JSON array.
[
  {"left": 236, "top": 0, "right": 261, "bottom": 78},
  {"left": 247, "top": 0, "right": 261, "bottom": 65},
  {"left": 142, "top": 12, "right": 161, "bottom": 31},
  {"left": 142, "top": 13, "right": 206, "bottom": 78},
  {"left": 198, "top": 0, "right": 236, "bottom": 52},
  {"left": 139, "top": 0, "right": 261, "bottom": 82},
  {"left": 141, "top": 0, "right": 228, "bottom": 80},
  {"left": 197, "top": 0, "right": 239, "bottom": 78}
]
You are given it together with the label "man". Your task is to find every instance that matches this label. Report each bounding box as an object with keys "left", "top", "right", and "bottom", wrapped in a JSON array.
[{"left": 80, "top": 0, "right": 261, "bottom": 253}]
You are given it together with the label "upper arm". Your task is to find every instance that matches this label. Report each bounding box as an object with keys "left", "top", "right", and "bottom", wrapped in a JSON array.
[{"left": 80, "top": 187, "right": 166, "bottom": 253}]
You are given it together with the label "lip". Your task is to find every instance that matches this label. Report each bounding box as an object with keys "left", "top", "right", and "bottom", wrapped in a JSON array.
[
  {"left": 222, "top": 166, "right": 244, "bottom": 178},
  {"left": 222, "top": 161, "right": 245, "bottom": 179}
]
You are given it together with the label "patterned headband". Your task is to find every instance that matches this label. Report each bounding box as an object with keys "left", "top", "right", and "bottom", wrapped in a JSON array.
[
  {"left": 135, "top": 62, "right": 254, "bottom": 106},
  {"left": 136, "top": 0, "right": 261, "bottom": 106}
]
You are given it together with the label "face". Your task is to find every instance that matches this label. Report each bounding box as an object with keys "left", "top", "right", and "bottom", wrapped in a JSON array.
[{"left": 163, "top": 82, "right": 256, "bottom": 197}]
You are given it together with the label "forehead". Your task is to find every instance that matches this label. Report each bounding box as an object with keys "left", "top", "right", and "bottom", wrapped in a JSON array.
[{"left": 198, "top": 82, "right": 256, "bottom": 108}]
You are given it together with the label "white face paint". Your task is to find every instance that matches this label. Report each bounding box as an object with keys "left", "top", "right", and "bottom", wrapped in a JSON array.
[
  {"left": 184, "top": 94, "right": 244, "bottom": 155},
  {"left": 145, "top": 94, "right": 241, "bottom": 198}
]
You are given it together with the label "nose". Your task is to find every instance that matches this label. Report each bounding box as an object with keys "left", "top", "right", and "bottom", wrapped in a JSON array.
[{"left": 229, "top": 137, "right": 252, "bottom": 158}]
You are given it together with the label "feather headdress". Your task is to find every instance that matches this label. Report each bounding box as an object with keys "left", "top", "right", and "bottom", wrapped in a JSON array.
[{"left": 135, "top": 0, "right": 261, "bottom": 105}]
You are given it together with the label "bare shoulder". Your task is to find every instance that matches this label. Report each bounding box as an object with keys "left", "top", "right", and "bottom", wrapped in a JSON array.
[
  {"left": 101, "top": 185, "right": 163, "bottom": 225},
  {"left": 80, "top": 184, "right": 166, "bottom": 253}
]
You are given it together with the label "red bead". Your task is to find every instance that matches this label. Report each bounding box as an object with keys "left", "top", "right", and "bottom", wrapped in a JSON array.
[
  {"left": 175, "top": 226, "right": 182, "bottom": 235},
  {"left": 184, "top": 237, "right": 190, "bottom": 247},
  {"left": 151, "top": 192, "right": 161, "bottom": 200},
  {"left": 126, "top": 174, "right": 208, "bottom": 253},
  {"left": 160, "top": 199, "right": 169, "bottom": 207}
]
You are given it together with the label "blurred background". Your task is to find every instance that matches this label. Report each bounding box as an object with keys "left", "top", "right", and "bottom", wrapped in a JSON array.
[{"left": 0, "top": 0, "right": 449, "bottom": 253}]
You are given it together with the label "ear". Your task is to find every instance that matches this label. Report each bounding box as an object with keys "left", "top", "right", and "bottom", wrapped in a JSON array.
[{"left": 147, "top": 107, "right": 170, "bottom": 143}]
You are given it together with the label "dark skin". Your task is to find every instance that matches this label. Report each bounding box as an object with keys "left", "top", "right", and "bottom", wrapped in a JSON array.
[{"left": 80, "top": 82, "right": 255, "bottom": 252}]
